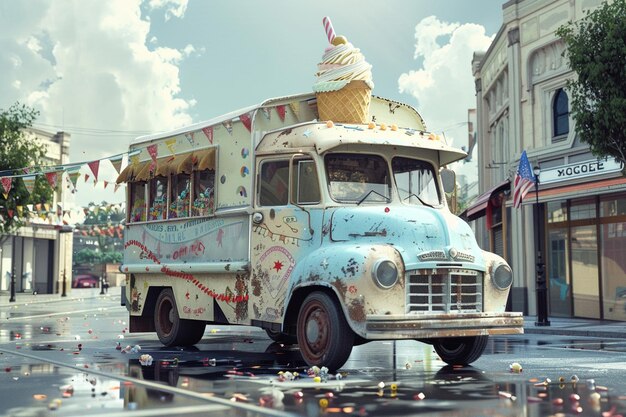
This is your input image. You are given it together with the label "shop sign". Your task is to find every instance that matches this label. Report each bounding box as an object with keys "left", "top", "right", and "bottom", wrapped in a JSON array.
[{"left": 540, "top": 157, "right": 623, "bottom": 185}]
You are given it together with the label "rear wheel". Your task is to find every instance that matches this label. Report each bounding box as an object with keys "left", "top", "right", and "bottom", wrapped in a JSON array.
[
  {"left": 433, "top": 335, "right": 488, "bottom": 365},
  {"left": 296, "top": 291, "right": 353, "bottom": 371},
  {"left": 154, "top": 288, "right": 206, "bottom": 346}
]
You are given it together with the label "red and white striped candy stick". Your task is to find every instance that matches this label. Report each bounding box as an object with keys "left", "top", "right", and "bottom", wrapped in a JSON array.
[{"left": 322, "top": 16, "right": 336, "bottom": 44}]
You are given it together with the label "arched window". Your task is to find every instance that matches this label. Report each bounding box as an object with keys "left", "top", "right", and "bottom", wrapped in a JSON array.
[{"left": 553, "top": 88, "right": 569, "bottom": 138}]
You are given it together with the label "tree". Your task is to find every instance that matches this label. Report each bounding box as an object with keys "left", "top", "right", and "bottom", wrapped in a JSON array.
[
  {"left": 556, "top": 0, "right": 626, "bottom": 169},
  {"left": 0, "top": 103, "right": 54, "bottom": 234}
]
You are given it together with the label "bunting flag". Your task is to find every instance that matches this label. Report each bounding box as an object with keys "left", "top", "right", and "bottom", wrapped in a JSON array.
[
  {"left": 165, "top": 138, "right": 177, "bottom": 154},
  {"left": 16, "top": 206, "right": 23, "bottom": 217},
  {"left": 84, "top": 173, "right": 90, "bottom": 183},
  {"left": 27, "top": 204, "right": 33, "bottom": 212},
  {"left": 240, "top": 112, "right": 252, "bottom": 132},
  {"left": 130, "top": 153, "right": 140, "bottom": 166},
  {"left": 44, "top": 203, "right": 50, "bottom": 212},
  {"left": 109, "top": 154, "right": 124, "bottom": 174},
  {"left": 202, "top": 126, "right": 214, "bottom": 144},
  {"left": 289, "top": 101, "right": 300, "bottom": 120},
  {"left": 7, "top": 209, "right": 13, "bottom": 219},
  {"left": 184, "top": 132, "right": 195, "bottom": 146},
  {"left": 88, "top": 160, "right": 100, "bottom": 180},
  {"left": 276, "top": 105, "right": 286, "bottom": 121},
  {"left": 1, "top": 177, "right": 12, "bottom": 195},
  {"left": 23, "top": 168, "right": 30, "bottom": 174},
  {"left": 22, "top": 175, "right": 36, "bottom": 195},
  {"left": 261, "top": 107, "right": 271, "bottom": 120},
  {"left": 147, "top": 144, "right": 158, "bottom": 173},
  {"left": 67, "top": 166, "right": 81, "bottom": 190},
  {"left": 222, "top": 120, "right": 233, "bottom": 135},
  {"left": 45, "top": 172, "right": 59, "bottom": 188},
  {"left": 114, "top": 183, "right": 121, "bottom": 193},
  {"left": 35, "top": 203, "right": 42, "bottom": 212},
  {"left": 103, "top": 181, "right": 109, "bottom": 189}
]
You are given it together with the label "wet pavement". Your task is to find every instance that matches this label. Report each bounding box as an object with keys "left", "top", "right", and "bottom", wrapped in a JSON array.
[{"left": 2, "top": 289, "right": 626, "bottom": 416}]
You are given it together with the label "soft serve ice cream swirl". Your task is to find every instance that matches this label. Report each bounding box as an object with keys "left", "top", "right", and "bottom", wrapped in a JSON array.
[{"left": 313, "top": 36, "right": 374, "bottom": 93}]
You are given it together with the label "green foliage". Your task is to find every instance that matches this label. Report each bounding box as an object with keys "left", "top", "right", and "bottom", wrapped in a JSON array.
[
  {"left": 0, "top": 102, "right": 54, "bottom": 233},
  {"left": 74, "top": 248, "right": 122, "bottom": 265},
  {"left": 556, "top": 0, "right": 626, "bottom": 166}
]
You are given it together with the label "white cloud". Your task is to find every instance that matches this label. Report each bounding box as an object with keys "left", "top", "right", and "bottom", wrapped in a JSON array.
[
  {"left": 399, "top": 16, "right": 493, "bottom": 141},
  {"left": 147, "top": 0, "right": 188, "bottom": 21},
  {"left": 0, "top": 0, "right": 197, "bottom": 206}
]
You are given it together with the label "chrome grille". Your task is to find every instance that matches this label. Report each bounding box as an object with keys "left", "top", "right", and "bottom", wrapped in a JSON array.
[{"left": 406, "top": 269, "right": 483, "bottom": 313}]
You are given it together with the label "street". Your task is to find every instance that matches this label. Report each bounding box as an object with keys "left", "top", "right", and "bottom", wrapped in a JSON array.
[{"left": 1, "top": 290, "right": 626, "bottom": 417}]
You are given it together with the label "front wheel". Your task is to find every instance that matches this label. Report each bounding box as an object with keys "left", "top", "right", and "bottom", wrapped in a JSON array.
[
  {"left": 296, "top": 291, "right": 353, "bottom": 371},
  {"left": 154, "top": 288, "right": 206, "bottom": 346},
  {"left": 433, "top": 335, "right": 489, "bottom": 365}
]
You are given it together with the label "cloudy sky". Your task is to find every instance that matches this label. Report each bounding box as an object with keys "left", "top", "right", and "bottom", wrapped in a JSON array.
[{"left": 0, "top": 0, "right": 503, "bottom": 207}]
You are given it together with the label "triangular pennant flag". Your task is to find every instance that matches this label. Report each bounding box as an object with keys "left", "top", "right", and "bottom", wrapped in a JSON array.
[
  {"left": 7, "top": 209, "right": 13, "bottom": 219},
  {"left": 202, "top": 126, "right": 214, "bottom": 144},
  {"left": 35, "top": 203, "right": 42, "bottom": 212},
  {"left": 45, "top": 172, "right": 59, "bottom": 188},
  {"left": 240, "top": 112, "right": 252, "bottom": 132},
  {"left": 184, "top": 132, "right": 195, "bottom": 146},
  {"left": 1, "top": 177, "right": 12, "bottom": 195},
  {"left": 147, "top": 144, "right": 158, "bottom": 174},
  {"left": 165, "top": 138, "right": 177, "bottom": 154},
  {"left": 2, "top": 193, "right": 8, "bottom": 200},
  {"left": 22, "top": 175, "right": 36, "bottom": 195},
  {"left": 130, "top": 154, "right": 140, "bottom": 166},
  {"left": 276, "top": 105, "right": 286, "bottom": 121},
  {"left": 289, "top": 101, "right": 300, "bottom": 120},
  {"left": 88, "top": 160, "right": 100, "bottom": 180},
  {"left": 16, "top": 206, "right": 23, "bottom": 217},
  {"left": 103, "top": 181, "right": 109, "bottom": 189},
  {"left": 23, "top": 168, "right": 30, "bottom": 174},
  {"left": 67, "top": 166, "right": 81, "bottom": 190},
  {"left": 114, "top": 183, "right": 121, "bottom": 193},
  {"left": 261, "top": 107, "right": 271, "bottom": 120},
  {"left": 108, "top": 155, "right": 123, "bottom": 174},
  {"left": 84, "top": 173, "right": 90, "bottom": 183},
  {"left": 222, "top": 120, "right": 233, "bottom": 135},
  {"left": 27, "top": 204, "right": 33, "bottom": 212},
  {"left": 44, "top": 203, "right": 50, "bottom": 212}
]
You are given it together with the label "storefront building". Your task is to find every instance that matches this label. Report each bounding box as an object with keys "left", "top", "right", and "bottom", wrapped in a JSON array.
[
  {"left": 467, "top": 0, "right": 626, "bottom": 320},
  {"left": 0, "top": 129, "right": 73, "bottom": 295}
]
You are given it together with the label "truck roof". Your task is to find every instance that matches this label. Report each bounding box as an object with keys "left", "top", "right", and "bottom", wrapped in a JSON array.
[{"left": 131, "top": 93, "right": 426, "bottom": 146}]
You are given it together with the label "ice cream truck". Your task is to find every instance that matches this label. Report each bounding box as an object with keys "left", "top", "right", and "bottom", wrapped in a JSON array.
[{"left": 116, "top": 91, "right": 523, "bottom": 371}]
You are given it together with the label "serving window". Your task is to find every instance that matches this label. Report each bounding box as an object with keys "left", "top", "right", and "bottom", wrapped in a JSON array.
[{"left": 149, "top": 176, "right": 168, "bottom": 220}]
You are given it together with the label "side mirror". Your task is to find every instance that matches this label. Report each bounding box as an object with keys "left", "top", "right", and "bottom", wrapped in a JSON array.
[{"left": 440, "top": 168, "right": 456, "bottom": 194}]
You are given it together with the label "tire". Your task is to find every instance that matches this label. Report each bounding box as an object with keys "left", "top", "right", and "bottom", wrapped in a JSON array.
[
  {"left": 296, "top": 291, "right": 353, "bottom": 371},
  {"left": 433, "top": 335, "right": 489, "bottom": 365},
  {"left": 154, "top": 288, "right": 206, "bottom": 346},
  {"left": 265, "top": 329, "right": 297, "bottom": 345}
]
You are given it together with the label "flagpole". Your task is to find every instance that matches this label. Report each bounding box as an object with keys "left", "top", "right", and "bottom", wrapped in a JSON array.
[{"left": 533, "top": 165, "right": 550, "bottom": 326}]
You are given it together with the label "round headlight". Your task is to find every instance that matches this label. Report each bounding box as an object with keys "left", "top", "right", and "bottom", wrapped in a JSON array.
[
  {"left": 372, "top": 259, "right": 398, "bottom": 289},
  {"left": 493, "top": 264, "right": 513, "bottom": 290}
]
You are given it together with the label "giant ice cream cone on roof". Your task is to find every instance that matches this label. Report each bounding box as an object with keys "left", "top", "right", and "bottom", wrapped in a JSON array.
[{"left": 314, "top": 18, "right": 374, "bottom": 124}]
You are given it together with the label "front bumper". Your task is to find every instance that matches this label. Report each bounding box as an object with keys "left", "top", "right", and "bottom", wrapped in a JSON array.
[{"left": 364, "top": 311, "right": 523, "bottom": 339}]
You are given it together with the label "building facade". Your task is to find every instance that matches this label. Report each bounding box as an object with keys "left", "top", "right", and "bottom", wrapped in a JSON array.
[
  {"left": 468, "top": 0, "right": 626, "bottom": 321},
  {"left": 0, "top": 129, "right": 73, "bottom": 295}
]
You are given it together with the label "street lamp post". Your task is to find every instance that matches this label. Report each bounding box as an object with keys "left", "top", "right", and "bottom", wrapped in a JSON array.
[{"left": 534, "top": 166, "right": 550, "bottom": 326}]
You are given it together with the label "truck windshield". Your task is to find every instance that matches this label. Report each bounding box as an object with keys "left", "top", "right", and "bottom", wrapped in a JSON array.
[
  {"left": 326, "top": 153, "right": 391, "bottom": 203},
  {"left": 392, "top": 157, "right": 441, "bottom": 207}
]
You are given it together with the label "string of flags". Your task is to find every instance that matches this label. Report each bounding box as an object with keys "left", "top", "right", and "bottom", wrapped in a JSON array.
[{"left": 0, "top": 149, "right": 139, "bottom": 199}]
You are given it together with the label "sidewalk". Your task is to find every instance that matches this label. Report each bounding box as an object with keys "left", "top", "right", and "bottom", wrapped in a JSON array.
[
  {"left": 0, "top": 287, "right": 112, "bottom": 308},
  {"left": 1, "top": 292, "right": 624, "bottom": 340},
  {"left": 523, "top": 315, "right": 626, "bottom": 339}
]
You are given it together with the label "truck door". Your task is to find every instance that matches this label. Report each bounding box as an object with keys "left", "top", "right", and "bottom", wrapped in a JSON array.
[{"left": 250, "top": 156, "right": 323, "bottom": 325}]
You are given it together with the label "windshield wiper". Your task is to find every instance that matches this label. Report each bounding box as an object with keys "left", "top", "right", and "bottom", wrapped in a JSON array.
[
  {"left": 403, "top": 193, "right": 434, "bottom": 208},
  {"left": 357, "top": 189, "right": 390, "bottom": 206}
]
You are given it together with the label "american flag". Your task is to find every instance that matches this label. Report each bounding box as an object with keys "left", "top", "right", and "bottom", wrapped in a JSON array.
[{"left": 513, "top": 150, "right": 535, "bottom": 208}]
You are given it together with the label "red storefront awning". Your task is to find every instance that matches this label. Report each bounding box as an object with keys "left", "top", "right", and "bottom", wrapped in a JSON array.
[{"left": 466, "top": 180, "right": 510, "bottom": 220}]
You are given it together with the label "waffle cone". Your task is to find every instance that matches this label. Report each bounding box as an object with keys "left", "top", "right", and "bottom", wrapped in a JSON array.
[{"left": 316, "top": 80, "right": 371, "bottom": 124}]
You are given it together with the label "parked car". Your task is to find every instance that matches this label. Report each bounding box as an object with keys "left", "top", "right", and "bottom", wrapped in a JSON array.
[{"left": 72, "top": 274, "right": 99, "bottom": 288}]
